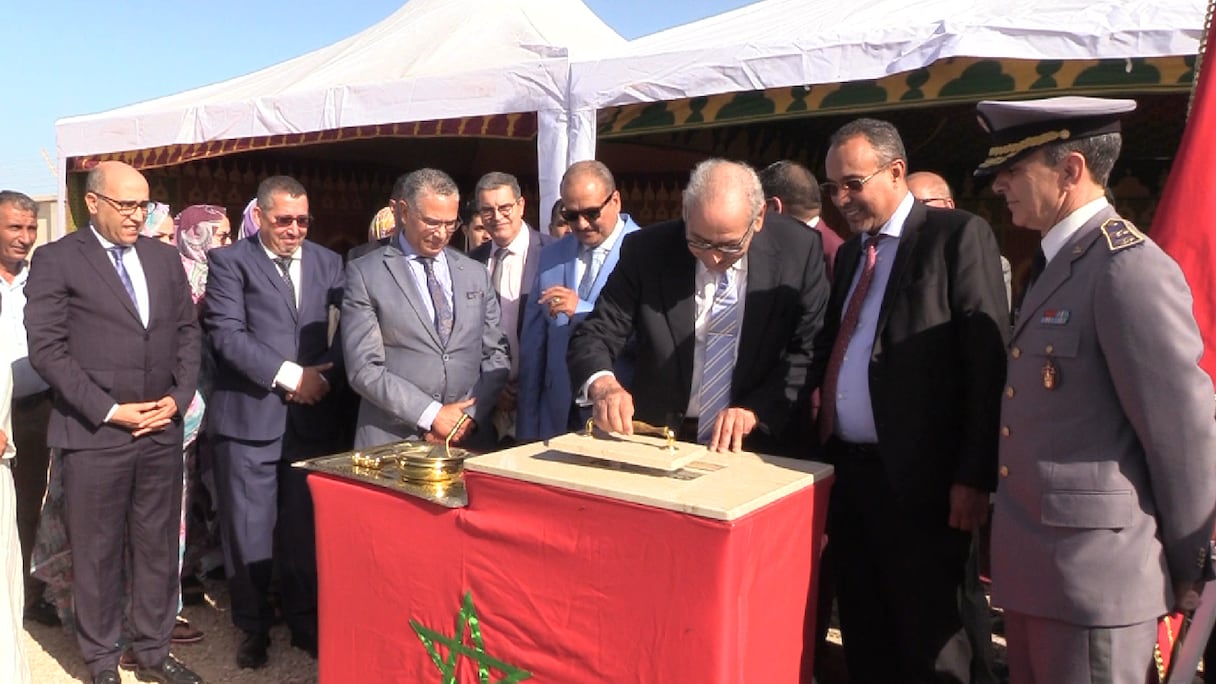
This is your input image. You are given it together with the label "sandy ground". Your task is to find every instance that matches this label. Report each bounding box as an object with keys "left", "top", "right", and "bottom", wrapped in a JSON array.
[{"left": 21, "top": 576, "right": 317, "bottom": 684}]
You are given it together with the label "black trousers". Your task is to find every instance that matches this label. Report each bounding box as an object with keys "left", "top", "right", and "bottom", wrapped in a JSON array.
[
  {"left": 12, "top": 389, "right": 52, "bottom": 602},
  {"left": 212, "top": 428, "right": 334, "bottom": 639},
  {"left": 62, "top": 438, "right": 183, "bottom": 675},
  {"left": 826, "top": 440, "right": 974, "bottom": 684}
]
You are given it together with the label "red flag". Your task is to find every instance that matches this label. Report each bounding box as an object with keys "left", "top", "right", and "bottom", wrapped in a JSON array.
[{"left": 1153, "top": 21, "right": 1216, "bottom": 389}]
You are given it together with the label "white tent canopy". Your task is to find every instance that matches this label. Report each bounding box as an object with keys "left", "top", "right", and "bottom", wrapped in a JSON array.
[
  {"left": 54, "top": 0, "right": 626, "bottom": 232},
  {"left": 566, "top": 0, "right": 1207, "bottom": 163}
]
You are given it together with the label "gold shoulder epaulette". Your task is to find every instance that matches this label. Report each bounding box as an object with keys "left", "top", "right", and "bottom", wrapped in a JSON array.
[{"left": 1100, "top": 218, "right": 1146, "bottom": 252}]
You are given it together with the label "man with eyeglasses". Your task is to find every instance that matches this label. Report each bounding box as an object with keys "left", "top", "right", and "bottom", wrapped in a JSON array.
[
  {"left": 516, "top": 160, "right": 641, "bottom": 442},
  {"left": 202, "top": 175, "right": 346, "bottom": 669},
  {"left": 468, "top": 172, "right": 555, "bottom": 446},
  {"left": 813, "top": 119, "right": 1008, "bottom": 683},
  {"left": 760, "top": 160, "right": 844, "bottom": 281},
  {"left": 568, "top": 158, "right": 828, "bottom": 455},
  {"left": 24, "top": 161, "right": 202, "bottom": 684},
  {"left": 342, "top": 169, "right": 509, "bottom": 452}
]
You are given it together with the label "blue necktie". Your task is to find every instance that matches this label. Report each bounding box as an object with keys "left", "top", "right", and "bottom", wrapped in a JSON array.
[
  {"left": 697, "top": 270, "right": 739, "bottom": 444},
  {"left": 108, "top": 246, "right": 138, "bottom": 307},
  {"left": 577, "top": 247, "right": 602, "bottom": 301},
  {"left": 420, "top": 257, "right": 453, "bottom": 347}
]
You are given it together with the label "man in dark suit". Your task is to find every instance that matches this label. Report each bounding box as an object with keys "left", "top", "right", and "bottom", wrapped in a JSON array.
[
  {"left": 25, "top": 161, "right": 202, "bottom": 684},
  {"left": 342, "top": 168, "right": 509, "bottom": 451},
  {"left": 468, "top": 172, "right": 555, "bottom": 444},
  {"left": 760, "top": 160, "right": 844, "bottom": 281},
  {"left": 568, "top": 158, "right": 829, "bottom": 455},
  {"left": 814, "top": 118, "right": 1008, "bottom": 683},
  {"left": 516, "top": 160, "right": 641, "bottom": 442},
  {"left": 203, "top": 175, "right": 345, "bottom": 669}
]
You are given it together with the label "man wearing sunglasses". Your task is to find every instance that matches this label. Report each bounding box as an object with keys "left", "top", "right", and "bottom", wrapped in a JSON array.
[
  {"left": 569, "top": 158, "right": 829, "bottom": 456},
  {"left": 468, "top": 172, "right": 555, "bottom": 446},
  {"left": 813, "top": 119, "right": 1008, "bottom": 683},
  {"left": 24, "top": 161, "right": 202, "bottom": 684},
  {"left": 517, "top": 160, "right": 641, "bottom": 442},
  {"left": 203, "top": 175, "right": 346, "bottom": 669}
]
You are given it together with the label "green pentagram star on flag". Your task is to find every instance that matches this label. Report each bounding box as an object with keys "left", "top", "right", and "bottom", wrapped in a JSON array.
[{"left": 410, "top": 591, "right": 533, "bottom": 684}]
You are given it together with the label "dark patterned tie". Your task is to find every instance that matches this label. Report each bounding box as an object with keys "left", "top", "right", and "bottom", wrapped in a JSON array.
[
  {"left": 420, "top": 257, "right": 454, "bottom": 346},
  {"left": 490, "top": 247, "right": 509, "bottom": 299},
  {"left": 818, "top": 234, "right": 884, "bottom": 444},
  {"left": 108, "top": 246, "right": 138, "bottom": 307},
  {"left": 274, "top": 256, "right": 296, "bottom": 307}
]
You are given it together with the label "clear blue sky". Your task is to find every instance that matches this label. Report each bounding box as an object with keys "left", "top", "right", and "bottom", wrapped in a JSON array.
[{"left": 0, "top": 0, "right": 755, "bottom": 197}]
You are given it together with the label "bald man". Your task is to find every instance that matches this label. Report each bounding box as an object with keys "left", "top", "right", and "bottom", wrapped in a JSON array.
[{"left": 25, "top": 161, "right": 202, "bottom": 684}]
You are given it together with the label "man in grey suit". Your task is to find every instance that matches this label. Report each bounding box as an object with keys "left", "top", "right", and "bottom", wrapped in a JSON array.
[
  {"left": 979, "top": 96, "right": 1216, "bottom": 683},
  {"left": 342, "top": 169, "right": 509, "bottom": 451}
]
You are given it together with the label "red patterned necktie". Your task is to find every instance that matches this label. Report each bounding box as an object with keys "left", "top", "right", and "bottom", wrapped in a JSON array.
[{"left": 818, "top": 234, "right": 883, "bottom": 444}]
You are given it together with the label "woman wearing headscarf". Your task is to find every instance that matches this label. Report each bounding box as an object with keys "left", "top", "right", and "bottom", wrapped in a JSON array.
[{"left": 239, "top": 198, "right": 259, "bottom": 240}]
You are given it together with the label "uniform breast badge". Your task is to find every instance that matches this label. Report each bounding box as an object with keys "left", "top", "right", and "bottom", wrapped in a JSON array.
[{"left": 1042, "top": 356, "right": 1059, "bottom": 390}]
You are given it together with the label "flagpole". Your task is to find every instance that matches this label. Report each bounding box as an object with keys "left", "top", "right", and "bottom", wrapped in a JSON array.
[{"left": 1189, "top": 0, "right": 1216, "bottom": 117}]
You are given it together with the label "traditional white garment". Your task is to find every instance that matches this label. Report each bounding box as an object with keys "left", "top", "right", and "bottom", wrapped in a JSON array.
[{"left": 0, "top": 361, "right": 31, "bottom": 684}]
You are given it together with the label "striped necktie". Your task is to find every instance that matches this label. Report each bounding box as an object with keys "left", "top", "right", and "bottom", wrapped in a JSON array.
[
  {"left": 274, "top": 256, "right": 296, "bottom": 307},
  {"left": 420, "top": 257, "right": 454, "bottom": 346},
  {"left": 697, "top": 269, "right": 739, "bottom": 444},
  {"left": 108, "top": 246, "right": 138, "bottom": 307}
]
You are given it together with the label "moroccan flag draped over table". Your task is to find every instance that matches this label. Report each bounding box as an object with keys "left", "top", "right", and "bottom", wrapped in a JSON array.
[
  {"left": 1152, "top": 16, "right": 1216, "bottom": 390},
  {"left": 308, "top": 444, "right": 832, "bottom": 683}
]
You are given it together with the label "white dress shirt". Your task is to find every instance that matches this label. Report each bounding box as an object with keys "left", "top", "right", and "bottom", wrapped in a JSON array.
[
  {"left": 259, "top": 241, "right": 306, "bottom": 392},
  {"left": 91, "top": 227, "right": 150, "bottom": 327},
  {"left": 574, "top": 217, "right": 626, "bottom": 296},
  {"left": 396, "top": 233, "right": 455, "bottom": 432},
  {"left": 1041, "top": 196, "right": 1110, "bottom": 265},
  {"left": 0, "top": 263, "right": 48, "bottom": 398}
]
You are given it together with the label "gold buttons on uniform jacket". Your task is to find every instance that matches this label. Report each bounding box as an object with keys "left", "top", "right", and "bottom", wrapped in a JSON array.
[
  {"left": 1011, "top": 346, "right": 1022, "bottom": 359},
  {"left": 1005, "top": 386, "right": 1015, "bottom": 398},
  {"left": 1001, "top": 426, "right": 1011, "bottom": 437},
  {"left": 999, "top": 465, "right": 1009, "bottom": 478}
]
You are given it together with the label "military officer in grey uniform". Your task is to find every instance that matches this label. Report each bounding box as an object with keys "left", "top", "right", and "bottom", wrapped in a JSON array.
[{"left": 977, "top": 96, "right": 1216, "bottom": 684}]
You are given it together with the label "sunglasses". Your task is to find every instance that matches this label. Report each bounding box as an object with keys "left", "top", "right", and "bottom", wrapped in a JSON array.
[
  {"left": 268, "top": 214, "right": 313, "bottom": 228},
  {"left": 92, "top": 192, "right": 154, "bottom": 217},
  {"left": 820, "top": 162, "right": 894, "bottom": 197},
  {"left": 559, "top": 193, "right": 614, "bottom": 224}
]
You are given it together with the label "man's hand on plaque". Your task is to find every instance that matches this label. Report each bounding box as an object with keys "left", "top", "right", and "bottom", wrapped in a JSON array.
[
  {"left": 589, "top": 375, "right": 634, "bottom": 435},
  {"left": 708, "top": 407, "right": 757, "bottom": 453}
]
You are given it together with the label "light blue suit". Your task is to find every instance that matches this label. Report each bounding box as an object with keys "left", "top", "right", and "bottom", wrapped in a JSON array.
[{"left": 516, "top": 215, "right": 640, "bottom": 441}]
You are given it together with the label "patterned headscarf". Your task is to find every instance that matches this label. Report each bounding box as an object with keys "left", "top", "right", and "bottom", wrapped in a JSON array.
[
  {"left": 175, "top": 205, "right": 226, "bottom": 263},
  {"left": 143, "top": 202, "right": 173, "bottom": 239},
  {"left": 240, "top": 198, "right": 259, "bottom": 239},
  {"left": 368, "top": 206, "right": 395, "bottom": 241}
]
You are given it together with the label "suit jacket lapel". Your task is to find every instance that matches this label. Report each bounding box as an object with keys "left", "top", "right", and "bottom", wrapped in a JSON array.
[
  {"left": 873, "top": 202, "right": 925, "bottom": 349},
  {"left": 734, "top": 228, "right": 780, "bottom": 387},
  {"left": 80, "top": 231, "right": 141, "bottom": 324},
  {"left": 661, "top": 229, "right": 697, "bottom": 399},
  {"left": 298, "top": 242, "right": 323, "bottom": 326},
  {"left": 247, "top": 238, "right": 298, "bottom": 321},
  {"left": 448, "top": 253, "right": 482, "bottom": 346},
  {"left": 384, "top": 246, "right": 442, "bottom": 348},
  {"left": 590, "top": 218, "right": 637, "bottom": 303}
]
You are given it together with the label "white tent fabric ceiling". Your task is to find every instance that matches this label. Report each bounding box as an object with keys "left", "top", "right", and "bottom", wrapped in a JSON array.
[{"left": 54, "top": 0, "right": 1208, "bottom": 233}]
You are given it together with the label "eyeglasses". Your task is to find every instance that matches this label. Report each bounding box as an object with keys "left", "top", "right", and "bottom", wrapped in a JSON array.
[
  {"left": 820, "top": 162, "right": 894, "bottom": 197},
  {"left": 559, "top": 193, "right": 614, "bottom": 224},
  {"left": 268, "top": 215, "right": 312, "bottom": 228},
  {"left": 91, "top": 192, "right": 153, "bottom": 217},
  {"left": 917, "top": 197, "right": 952, "bottom": 208},
  {"left": 686, "top": 221, "right": 756, "bottom": 255},
  {"left": 477, "top": 198, "right": 520, "bottom": 221},
  {"left": 418, "top": 215, "right": 461, "bottom": 232}
]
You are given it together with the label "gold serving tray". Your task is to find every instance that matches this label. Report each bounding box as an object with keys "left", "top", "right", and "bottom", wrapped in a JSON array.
[{"left": 295, "top": 440, "right": 470, "bottom": 508}]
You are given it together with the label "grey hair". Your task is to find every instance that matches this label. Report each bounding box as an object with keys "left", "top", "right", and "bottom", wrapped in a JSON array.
[
  {"left": 84, "top": 166, "right": 106, "bottom": 194},
  {"left": 393, "top": 168, "right": 459, "bottom": 207},
  {"left": 0, "top": 190, "right": 37, "bottom": 215},
  {"left": 256, "top": 176, "right": 308, "bottom": 210},
  {"left": 829, "top": 118, "right": 907, "bottom": 166},
  {"left": 474, "top": 171, "right": 522, "bottom": 200},
  {"left": 682, "top": 159, "right": 765, "bottom": 223},
  {"left": 560, "top": 160, "right": 616, "bottom": 195},
  {"left": 1042, "top": 132, "right": 1122, "bottom": 186}
]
